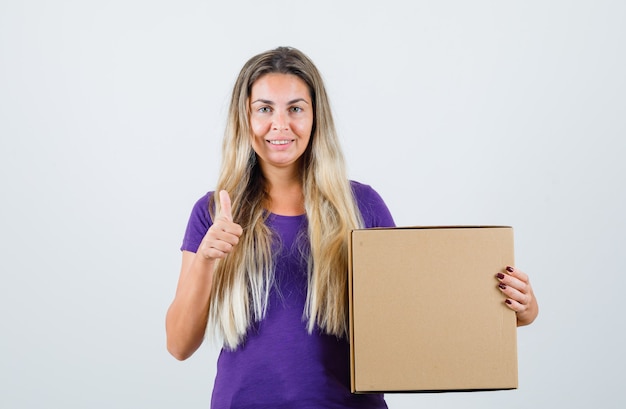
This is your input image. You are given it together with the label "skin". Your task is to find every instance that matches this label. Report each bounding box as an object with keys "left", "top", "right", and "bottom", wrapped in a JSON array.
[
  {"left": 248, "top": 73, "right": 314, "bottom": 215},
  {"left": 497, "top": 266, "right": 539, "bottom": 326}
]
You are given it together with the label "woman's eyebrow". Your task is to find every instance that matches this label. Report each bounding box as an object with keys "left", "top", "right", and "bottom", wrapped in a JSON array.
[
  {"left": 288, "top": 98, "right": 310, "bottom": 105},
  {"left": 250, "top": 98, "right": 310, "bottom": 105},
  {"left": 251, "top": 98, "right": 273, "bottom": 105}
]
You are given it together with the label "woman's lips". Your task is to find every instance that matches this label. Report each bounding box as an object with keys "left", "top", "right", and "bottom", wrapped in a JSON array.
[{"left": 266, "top": 139, "right": 294, "bottom": 149}]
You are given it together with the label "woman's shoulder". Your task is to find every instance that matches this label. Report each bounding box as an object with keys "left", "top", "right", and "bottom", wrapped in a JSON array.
[
  {"left": 180, "top": 191, "right": 215, "bottom": 252},
  {"left": 349, "top": 180, "right": 377, "bottom": 197},
  {"left": 349, "top": 180, "right": 388, "bottom": 206},
  {"left": 192, "top": 191, "right": 214, "bottom": 209},
  {"left": 349, "top": 180, "right": 395, "bottom": 228}
]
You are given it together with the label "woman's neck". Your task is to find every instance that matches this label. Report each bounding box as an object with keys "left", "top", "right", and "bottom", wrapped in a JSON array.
[{"left": 263, "top": 168, "right": 305, "bottom": 216}]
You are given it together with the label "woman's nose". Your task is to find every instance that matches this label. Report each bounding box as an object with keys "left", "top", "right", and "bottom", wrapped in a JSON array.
[{"left": 272, "top": 112, "right": 288, "bottom": 131}]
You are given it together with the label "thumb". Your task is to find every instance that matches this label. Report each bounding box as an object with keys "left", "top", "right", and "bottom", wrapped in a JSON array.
[{"left": 219, "top": 190, "right": 233, "bottom": 222}]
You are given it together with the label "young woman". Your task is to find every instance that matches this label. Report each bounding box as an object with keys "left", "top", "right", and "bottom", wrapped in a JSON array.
[{"left": 166, "top": 46, "right": 538, "bottom": 408}]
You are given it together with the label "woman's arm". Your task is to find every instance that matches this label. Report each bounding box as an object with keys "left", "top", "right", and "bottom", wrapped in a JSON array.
[
  {"left": 166, "top": 191, "right": 242, "bottom": 360},
  {"left": 166, "top": 251, "right": 216, "bottom": 360}
]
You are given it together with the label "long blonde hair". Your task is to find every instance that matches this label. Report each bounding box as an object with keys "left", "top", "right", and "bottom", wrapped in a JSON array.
[{"left": 208, "top": 46, "right": 363, "bottom": 349}]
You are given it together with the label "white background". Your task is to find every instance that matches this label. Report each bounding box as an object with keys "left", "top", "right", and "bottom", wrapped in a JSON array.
[{"left": 1, "top": 1, "right": 624, "bottom": 408}]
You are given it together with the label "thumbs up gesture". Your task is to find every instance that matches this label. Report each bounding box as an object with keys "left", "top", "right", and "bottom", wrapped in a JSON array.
[
  {"left": 198, "top": 190, "right": 243, "bottom": 261},
  {"left": 218, "top": 190, "right": 235, "bottom": 223}
]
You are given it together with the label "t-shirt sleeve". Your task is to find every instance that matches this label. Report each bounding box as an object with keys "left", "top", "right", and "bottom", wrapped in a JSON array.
[
  {"left": 180, "top": 192, "right": 214, "bottom": 253},
  {"left": 350, "top": 180, "right": 396, "bottom": 228}
]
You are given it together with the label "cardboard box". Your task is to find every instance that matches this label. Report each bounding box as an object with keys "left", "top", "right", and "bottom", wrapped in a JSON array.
[{"left": 348, "top": 226, "right": 518, "bottom": 393}]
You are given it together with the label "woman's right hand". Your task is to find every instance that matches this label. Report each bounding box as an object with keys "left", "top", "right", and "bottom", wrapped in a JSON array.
[
  {"left": 198, "top": 190, "right": 243, "bottom": 261},
  {"left": 166, "top": 190, "right": 242, "bottom": 360}
]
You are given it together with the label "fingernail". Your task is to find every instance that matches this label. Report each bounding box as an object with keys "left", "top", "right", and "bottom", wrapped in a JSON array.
[
  {"left": 505, "top": 299, "right": 512, "bottom": 305},
  {"left": 499, "top": 283, "right": 507, "bottom": 290},
  {"left": 506, "top": 266, "right": 514, "bottom": 273},
  {"left": 496, "top": 273, "right": 505, "bottom": 280}
]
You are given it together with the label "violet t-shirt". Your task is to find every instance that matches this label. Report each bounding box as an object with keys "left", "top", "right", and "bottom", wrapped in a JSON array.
[{"left": 181, "top": 181, "right": 395, "bottom": 409}]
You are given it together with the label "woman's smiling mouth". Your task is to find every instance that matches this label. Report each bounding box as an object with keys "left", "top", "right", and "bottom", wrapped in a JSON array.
[{"left": 268, "top": 139, "right": 294, "bottom": 145}]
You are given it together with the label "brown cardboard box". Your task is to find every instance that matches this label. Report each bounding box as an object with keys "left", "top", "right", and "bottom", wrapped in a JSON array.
[{"left": 348, "top": 226, "right": 518, "bottom": 393}]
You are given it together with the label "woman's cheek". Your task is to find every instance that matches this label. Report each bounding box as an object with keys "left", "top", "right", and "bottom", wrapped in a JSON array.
[{"left": 250, "top": 118, "right": 270, "bottom": 138}]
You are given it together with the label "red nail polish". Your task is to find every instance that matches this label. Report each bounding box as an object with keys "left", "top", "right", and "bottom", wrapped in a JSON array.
[
  {"left": 496, "top": 273, "right": 505, "bottom": 280},
  {"left": 505, "top": 299, "right": 512, "bottom": 305},
  {"left": 499, "top": 283, "right": 507, "bottom": 290},
  {"left": 506, "top": 266, "right": 514, "bottom": 273}
]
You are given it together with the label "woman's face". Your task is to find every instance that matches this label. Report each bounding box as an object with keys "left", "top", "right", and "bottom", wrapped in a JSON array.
[{"left": 249, "top": 73, "right": 313, "bottom": 174}]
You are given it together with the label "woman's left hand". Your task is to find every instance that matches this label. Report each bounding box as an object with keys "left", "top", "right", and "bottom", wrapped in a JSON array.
[{"left": 496, "top": 266, "right": 539, "bottom": 326}]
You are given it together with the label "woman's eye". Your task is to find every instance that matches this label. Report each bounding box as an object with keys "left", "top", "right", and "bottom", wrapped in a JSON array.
[
  {"left": 290, "top": 106, "right": 303, "bottom": 113},
  {"left": 258, "top": 107, "right": 271, "bottom": 113}
]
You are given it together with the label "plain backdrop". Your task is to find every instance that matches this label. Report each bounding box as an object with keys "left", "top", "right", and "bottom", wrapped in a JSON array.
[{"left": 1, "top": 1, "right": 624, "bottom": 408}]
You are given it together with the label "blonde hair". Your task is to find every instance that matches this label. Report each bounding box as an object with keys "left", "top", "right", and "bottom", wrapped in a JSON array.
[{"left": 208, "top": 46, "right": 363, "bottom": 349}]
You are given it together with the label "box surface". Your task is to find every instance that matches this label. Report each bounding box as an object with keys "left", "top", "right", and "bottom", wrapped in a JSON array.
[{"left": 348, "top": 226, "right": 518, "bottom": 393}]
